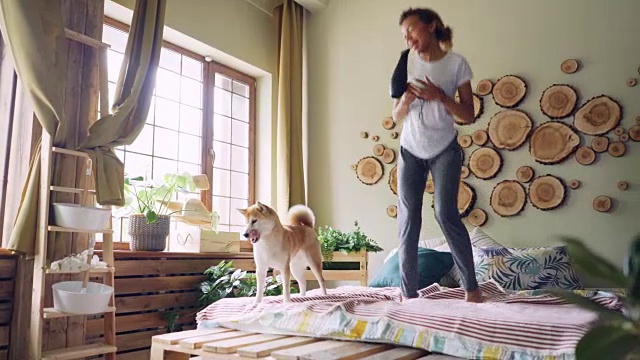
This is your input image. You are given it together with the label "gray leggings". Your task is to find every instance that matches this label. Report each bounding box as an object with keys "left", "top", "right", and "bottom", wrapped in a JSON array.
[{"left": 397, "top": 139, "right": 478, "bottom": 298}]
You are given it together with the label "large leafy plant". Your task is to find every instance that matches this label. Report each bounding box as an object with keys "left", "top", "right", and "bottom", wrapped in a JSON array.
[
  {"left": 547, "top": 235, "right": 639, "bottom": 359},
  {"left": 316, "top": 221, "right": 383, "bottom": 261}
]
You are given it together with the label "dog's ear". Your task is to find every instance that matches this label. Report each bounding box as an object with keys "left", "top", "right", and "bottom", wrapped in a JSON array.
[
  {"left": 236, "top": 208, "right": 247, "bottom": 216},
  {"left": 256, "top": 202, "right": 266, "bottom": 213}
]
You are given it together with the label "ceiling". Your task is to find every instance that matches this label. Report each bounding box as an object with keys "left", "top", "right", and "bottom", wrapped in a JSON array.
[{"left": 245, "top": 0, "right": 329, "bottom": 15}]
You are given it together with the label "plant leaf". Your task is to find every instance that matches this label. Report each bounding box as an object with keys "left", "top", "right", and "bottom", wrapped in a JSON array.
[
  {"left": 146, "top": 210, "right": 158, "bottom": 223},
  {"left": 560, "top": 237, "right": 629, "bottom": 288},
  {"left": 575, "top": 324, "right": 639, "bottom": 360},
  {"left": 545, "top": 289, "right": 629, "bottom": 324}
]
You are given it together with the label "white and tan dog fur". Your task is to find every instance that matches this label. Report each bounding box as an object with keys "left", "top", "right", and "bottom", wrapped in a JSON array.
[{"left": 238, "top": 202, "right": 327, "bottom": 303}]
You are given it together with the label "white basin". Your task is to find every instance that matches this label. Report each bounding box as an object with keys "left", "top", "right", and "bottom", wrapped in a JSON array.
[
  {"left": 52, "top": 203, "right": 111, "bottom": 230},
  {"left": 52, "top": 281, "right": 113, "bottom": 314}
]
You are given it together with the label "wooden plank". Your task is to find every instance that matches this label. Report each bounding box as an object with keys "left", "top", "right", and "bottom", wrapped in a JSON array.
[
  {"left": 303, "top": 270, "right": 364, "bottom": 281},
  {"left": 271, "top": 340, "right": 349, "bottom": 360},
  {"left": 0, "top": 349, "right": 7, "bottom": 360},
  {"left": 41, "top": 343, "right": 117, "bottom": 360},
  {"left": 236, "top": 336, "right": 319, "bottom": 358},
  {"left": 202, "top": 333, "right": 287, "bottom": 354},
  {"left": 42, "top": 306, "right": 116, "bottom": 319},
  {"left": 0, "top": 31, "right": 17, "bottom": 245},
  {"left": 115, "top": 275, "right": 205, "bottom": 295},
  {"left": 116, "top": 292, "right": 199, "bottom": 314},
  {"left": 64, "top": 28, "right": 110, "bottom": 48},
  {"left": 116, "top": 349, "right": 151, "bottom": 360},
  {"left": 0, "top": 303, "right": 11, "bottom": 324},
  {"left": 0, "top": 259, "right": 15, "bottom": 278},
  {"left": 180, "top": 330, "right": 253, "bottom": 349},
  {"left": 86, "top": 309, "right": 198, "bottom": 337},
  {"left": 153, "top": 328, "right": 231, "bottom": 345},
  {"left": 301, "top": 342, "right": 392, "bottom": 360},
  {"left": 105, "top": 250, "right": 255, "bottom": 260},
  {"left": 359, "top": 347, "right": 427, "bottom": 360},
  {"left": 0, "top": 281, "right": 13, "bottom": 301},
  {"left": 0, "top": 325, "right": 9, "bottom": 346},
  {"left": 115, "top": 329, "right": 165, "bottom": 352},
  {"left": 9, "top": 256, "right": 32, "bottom": 360},
  {"left": 115, "top": 259, "right": 255, "bottom": 276},
  {"left": 327, "top": 252, "right": 366, "bottom": 262},
  {"left": 415, "top": 355, "right": 463, "bottom": 360}
]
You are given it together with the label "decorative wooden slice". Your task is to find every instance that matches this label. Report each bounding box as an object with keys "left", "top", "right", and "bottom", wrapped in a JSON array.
[
  {"left": 373, "top": 144, "right": 385, "bottom": 156},
  {"left": 360, "top": 131, "right": 369, "bottom": 139},
  {"left": 488, "top": 109, "right": 533, "bottom": 151},
  {"left": 472, "top": 129, "right": 488, "bottom": 146},
  {"left": 568, "top": 179, "right": 581, "bottom": 189},
  {"left": 516, "top": 166, "right": 534, "bottom": 183},
  {"left": 617, "top": 181, "right": 629, "bottom": 191},
  {"left": 561, "top": 59, "right": 579, "bottom": 74},
  {"left": 629, "top": 125, "right": 640, "bottom": 141},
  {"left": 492, "top": 75, "right": 527, "bottom": 108},
  {"left": 425, "top": 174, "right": 435, "bottom": 194},
  {"left": 591, "top": 136, "right": 609, "bottom": 153},
  {"left": 627, "top": 78, "right": 637, "bottom": 87},
  {"left": 573, "top": 95, "right": 622, "bottom": 136},
  {"left": 387, "top": 205, "right": 397, "bottom": 218},
  {"left": 476, "top": 79, "right": 493, "bottom": 96},
  {"left": 593, "top": 195, "right": 612, "bottom": 213},
  {"left": 636, "top": 116, "right": 640, "bottom": 125},
  {"left": 467, "top": 208, "right": 488, "bottom": 227},
  {"left": 460, "top": 165, "right": 470, "bottom": 179},
  {"left": 469, "top": 147, "right": 502, "bottom": 180},
  {"left": 388, "top": 165, "right": 397, "bottom": 195},
  {"left": 382, "top": 117, "right": 395, "bottom": 130},
  {"left": 529, "top": 175, "right": 566, "bottom": 211},
  {"left": 350, "top": 164, "right": 357, "bottom": 171},
  {"left": 355, "top": 156, "right": 384, "bottom": 185},
  {"left": 458, "top": 135, "right": 473, "bottom": 148},
  {"left": 390, "top": 131, "right": 399, "bottom": 139},
  {"left": 457, "top": 181, "right": 476, "bottom": 218},
  {"left": 382, "top": 148, "right": 396, "bottom": 164},
  {"left": 575, "top": 146, "right": 596, "bottom": 165},
  {"left": 453, "top": 93, "right": 484, "bottom": 125},
  {"left": 529, "top": 121, "right": 581, "bottom": 165},
  {"left": 608, "top": 141, "right": 626, "bottom": 157},
  {"left": 490, "top": 180, "right": 527, "bottom": 217},
  {"left": 539, "top": 84, "right": 578, "bottom": 119},
  {"left": 619, "top": 133, "right": 629, "bottom": 142},
  {"left": 371, "top": 135, "right": 380, "bottom": 142},
  {"left": 614, "top": 127, "right": 625, "bottom": 136}
]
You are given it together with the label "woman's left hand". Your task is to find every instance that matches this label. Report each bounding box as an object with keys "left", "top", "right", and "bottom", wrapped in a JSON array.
[{"left": 409, "top": 76, "right": 446, "bottom": 102}]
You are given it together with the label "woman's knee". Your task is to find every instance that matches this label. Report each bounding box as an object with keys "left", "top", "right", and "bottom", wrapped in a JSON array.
[{"left": 433, "top": 201, "right": 458, "bottom": 223}]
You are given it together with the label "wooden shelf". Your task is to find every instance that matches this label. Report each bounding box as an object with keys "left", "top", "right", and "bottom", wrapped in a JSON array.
[
  {"left": 41, "top": 343, "right": 117, "bottom": 360},
  {"left": 48, "top": 226, "right": 113, "bottom": 234},
  {"left": 64, "top": 28, "right": 110, "bottom": 49},
  {"left": 46, "top": 267, "right": 115, "bottom": 275},
  {"left": 50, "top": 186, "right": 96, "bottom": 194},
  {"left": 43, "top": 306, "right": 116, "bottom": 319},
  {"left": 51, "top": 147, "right": 90, "bottom": 158}
]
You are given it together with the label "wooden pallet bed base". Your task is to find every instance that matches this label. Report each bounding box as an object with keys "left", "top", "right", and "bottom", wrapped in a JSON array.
[{"left": 150, "top": 327, "right": 461, "bottom": 360}]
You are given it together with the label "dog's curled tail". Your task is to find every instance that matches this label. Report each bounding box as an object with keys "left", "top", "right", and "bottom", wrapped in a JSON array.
[{"left": 287, "top": 204, "right": 315, "bottom": 228}]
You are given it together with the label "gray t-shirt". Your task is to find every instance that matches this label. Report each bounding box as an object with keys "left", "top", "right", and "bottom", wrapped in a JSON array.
[{"left": 400, "top": 49, "right": 473, "bottom": 159}]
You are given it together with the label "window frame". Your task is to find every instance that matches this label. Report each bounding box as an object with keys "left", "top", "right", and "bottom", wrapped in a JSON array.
[{"left": 104, "top": 17, "right": 256, "bottom": 240}]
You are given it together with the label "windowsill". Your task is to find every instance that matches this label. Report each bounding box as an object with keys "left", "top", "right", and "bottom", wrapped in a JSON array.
[{"left": 93, "top": 249, "right": 254, "bottom": 259}]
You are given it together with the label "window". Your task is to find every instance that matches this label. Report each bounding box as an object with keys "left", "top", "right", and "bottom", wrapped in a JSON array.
[{"left": 102, "top": 19, "right": 255, "bottom": 242}]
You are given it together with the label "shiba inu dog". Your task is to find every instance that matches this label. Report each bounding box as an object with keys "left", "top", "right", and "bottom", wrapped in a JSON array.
[{"left": 237, "top": 202, "right": 327, "bottom": 303}]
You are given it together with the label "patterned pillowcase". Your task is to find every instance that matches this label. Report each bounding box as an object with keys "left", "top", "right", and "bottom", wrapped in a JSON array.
[{"left": 473, "top": 246, "right": 583, "bottom": 290}]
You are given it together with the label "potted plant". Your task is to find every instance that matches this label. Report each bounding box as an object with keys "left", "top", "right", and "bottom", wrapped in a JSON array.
[
  {"left": 316, "top": 221, "right": 383, "bottom": 270},
  {"left": 116, "top": 172, "right": 219, "bottom": 251}
]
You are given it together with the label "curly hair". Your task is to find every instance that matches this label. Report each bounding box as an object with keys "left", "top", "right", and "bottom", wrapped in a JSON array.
[{"left": 399, "top": 7, "right": 453, "bottom": 49}]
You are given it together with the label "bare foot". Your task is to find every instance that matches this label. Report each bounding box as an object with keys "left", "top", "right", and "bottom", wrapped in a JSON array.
[{"left": 465, "top": 289, "right": 483, "bottom": 303}]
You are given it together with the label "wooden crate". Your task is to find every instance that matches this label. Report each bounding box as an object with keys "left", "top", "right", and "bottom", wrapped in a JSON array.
[
  {"left": 304, "top": 251, "right": 368, "bottom": 286},
  {"left": 149, "top": 327, "right": 458, "bottom": 359}
]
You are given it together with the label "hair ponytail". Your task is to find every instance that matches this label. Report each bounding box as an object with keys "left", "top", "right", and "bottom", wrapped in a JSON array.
[{"left": 435, "top": 24, "right": 453, "bottom": 50}]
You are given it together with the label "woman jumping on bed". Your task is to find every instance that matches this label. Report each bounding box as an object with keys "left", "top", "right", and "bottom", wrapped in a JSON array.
[{"left": 390, "top": 7, "right": 482, "bottom": 303}]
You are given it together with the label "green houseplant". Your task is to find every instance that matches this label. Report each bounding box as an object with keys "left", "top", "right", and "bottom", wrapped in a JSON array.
[
  {"left": 316, "top": 221, "right": 383, "bottom": 269},
  {"left": 547, "top": 235, "right": 639, "bottom": 359}
]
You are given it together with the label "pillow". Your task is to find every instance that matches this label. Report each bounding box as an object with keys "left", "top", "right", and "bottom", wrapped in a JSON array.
[
  {"left": 383, "top": 235, "right": 446, "bottom": 264},
  {"left": 473, "top": 246, "right": 583, "bottom": 290},
  {"left": 370, "top": 248, "right": 454, "bottom": 289}
]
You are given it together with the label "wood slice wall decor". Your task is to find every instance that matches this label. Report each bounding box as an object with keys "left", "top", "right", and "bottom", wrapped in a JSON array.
[
  {"left": 627, "top": 78, "right": 637, "bottom": 87},
  {"left": 360, "top": 131, "right": 369, "bottom": 139},
  {"left": 472, "top": 129, "right": 488, "bottom": 146},
  {"left": 614, "top": 127, "right": 625, "bottom": 136},
  {"left": 593, "top": 195, "right": 612, "bottom": 212},
  {"left": 490, "top": 180, "right": 527, "bottom": 217},
  {"left": 591, "top": 136, "right": 609, "bottom": 152},
  {"left": 390, "top": 131, "right": 399, "bottom": 139},
  {"left": 575, "top": 146, "right": 596, "bottom": 165},
  {"left": 425, "top": 174, "right": 435, "bottom": 194},
  {"left": 457, "top": 181, "right": 476, "bottom": 217},
  {"left": 371, "top": 135, "right": 380, "bottom": 142},
  {"left": 461, "top": 166, "right": 470, "bottom": 179},
  {"left": 382, "top": 148, "right": 396, "bottom": 164},
  {"left": 355, "top": 156, "right": 384, "bottom": 185},
  {"left": 619, "top": 133, "right": 629, "bottom": 142},
  {"left": 568, "top": 179, "right": 581, "bottom": 189},
  {"left": 469, "top": 147, "right": 503, "bottom": 180},
  {"left": 492, "top": 75, "right": 527, "bottom": 108},
  {"left": 476, "top": 80, "right": 493, "bottom": 96},
  {"left": 561, "top": 59, "right": 579, "bottom": 74},
  {"left": 382, "top": 117, "right": 395, "bottom": 130},
  {"left": 488, "top": 109, "right": 533, "bottom": 150},
  {"left": 629, "top": 125, "right": 640, "bottom": 141},
  {"left": 529, "top": 175, "right": 566, "bottom": 211},
  {"left": 458, "top": 135, "right": 473, "bottom": 148},
  {"left": 529, "top": 121, "right": 580, "bottom": 165},
  {"left": 373, "top": 144, "right": 385, "bottom": 156},
  {"left": 539, "top": 84, "right": 578, "bottom": 119},
  {"left": 387, "top": 205, "right": 397, "bottom": 218},
  {"left": 350, "top": 164, "right": 357, "bottom": 171},
  {"left": 608, "top": 141, "right": 626, "bottom": 157},
  {"left": 617, "top": 181, "right": 629, "bottom": 190},
  {"left": 453, "top": 93, "right": 484, "bottom": 125},
  {"left": 467, "top": 208, "right": 488, "bottom": 226},
  {"left": 388, "top": 165, "right": 397, "bottom": 195},
  {"left": 516, "top": 166, "right": 534, "bottom": 183},
  {"left": 573, "top": 95, "right": 622, "bottom": 135}
]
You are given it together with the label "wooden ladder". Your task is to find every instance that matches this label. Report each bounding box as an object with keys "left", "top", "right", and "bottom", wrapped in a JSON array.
[{"left": 28, "top": 28, "right": 117, "bottom": 360}]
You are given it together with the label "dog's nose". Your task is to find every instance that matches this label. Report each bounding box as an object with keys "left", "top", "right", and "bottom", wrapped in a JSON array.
[{"left": 243, "top": 232, "right": 249, "bottom": 239}]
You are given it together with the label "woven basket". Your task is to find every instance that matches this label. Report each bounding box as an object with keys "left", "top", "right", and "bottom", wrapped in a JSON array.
[{"left": 128, "top": 214, "right": 170, "bottom": 251}]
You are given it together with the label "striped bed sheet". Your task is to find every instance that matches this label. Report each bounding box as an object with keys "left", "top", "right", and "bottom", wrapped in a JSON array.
[{"left": 195, "top": 280, "right": 625, "bottom": 360}]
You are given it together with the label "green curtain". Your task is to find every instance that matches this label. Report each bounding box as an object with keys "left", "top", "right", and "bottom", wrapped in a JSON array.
[
  {"left": 0, "top": 0, "right": 166, "bottom": 255},
  {"left": 275, "top": 0, "right": 306, "bottom": 214}
]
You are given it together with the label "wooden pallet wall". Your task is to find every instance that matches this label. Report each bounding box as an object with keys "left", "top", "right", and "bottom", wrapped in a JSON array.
[
  {"left": 86, "top": 251, "right": 255, "bottom": 359},
  {"left": 0, "top": 251, "right": 16, "bottom": 360}
]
